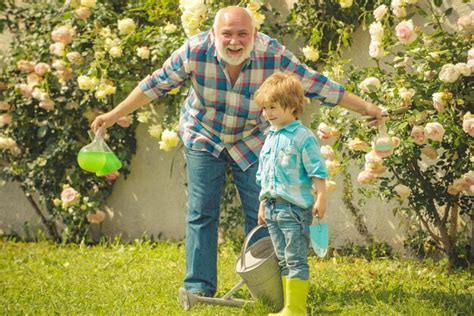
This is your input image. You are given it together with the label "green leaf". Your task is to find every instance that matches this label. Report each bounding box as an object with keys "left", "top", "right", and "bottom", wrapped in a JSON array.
[
  {"left": 37, "top": 125, "right": 48, "bottom": 139},
  {"left": 444, "top": 8, "right": 453, "bottom": 16},
  {"left": 433, "top": 0, "right": 442, "bottom": 7}
]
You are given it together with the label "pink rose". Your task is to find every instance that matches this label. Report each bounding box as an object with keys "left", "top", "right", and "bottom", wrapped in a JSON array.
[
  {"left": 56, "top": 69, "right": 73, "bottom": 82},
  {"left": 17, "top": 60, "right": 35, "bottom": 73},
  {"left": 320, "top": 145, "right": 336, "bottom": 160},
  {"left": 34, "top": 62, "right": 50, "bottom": 76},
  {"left": 60, "top": 187, "right": 80, "bottom": 208},
  {"left": 411, "top": 126, "right": 426, "bottom": 145},
  {"left": 365, "top": 151, "right": 383, "bottom": 164},
  {"left": 0, "top": 114, "right": 12, "bottom": 127},
  {"left": 395, "top": 20, "right": 417, "bottom": 44},
  {"left": 365, "top": 162, "right": 386, "bottom": 175},
  {"left": 0, "top": 101, "right": 11, "bottom": 110},
  {"left": 51, "top": 26, "right": 74, "bottom": 45},
  {"left": 424, "top": 122, "right": 445, "bottom": 142},
  {"left": 117, "top": 116, "right": 132, "bottom": 128},
  {"left": 75, "top": 7, "right": 91, "bottom": 20},
  {"left": 87, "top": 210, "right": 106, "bottom": 224},
  {"left": 0, "top": 82, "right": 7, "bottom": 91},
  {"left": 463, "top": 112, "right": 474, "bottom": 137},
  {"left": 448, "top": 178, "right": 470, "bottom": 195},
  {"left": 326, "top": 180, "right": 337, "bottom": 192},
  {"left": 391, "top": 136, "right": 401, "bottom": 148},
  {"left": 66, "top": 52, "right": 82, "bottom": 64},
  {"left": 463, "top": 171, "right": 474, "bottom": 186},
  {"left": 27, "top": 73, "right": 42, "bottom": 87},
  {"left": 348, "top": 138, "right": 371, "bottom": 152},
  {"left": 39, "top": 99, "right": 55, "bottom": 111},
  {"left": 326, "top": 160, "right": 341, "bottom": 175},
  {"left": 105, "top": 171, "right": 119, "bottom": 181},
  {"left": 317, "top": 122, "right": 332, "bottom": 140},
  {"left": 357, "top": 170, "right": 378, "bottom": 185},
  {"left": 18, "top": 84, "right": 33, "bottom": 97},
  {"left": 0, "top": 137, "right": 17, "bottom": 149}
]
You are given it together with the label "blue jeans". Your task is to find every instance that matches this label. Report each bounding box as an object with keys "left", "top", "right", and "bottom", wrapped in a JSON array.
[
  {"left": 265, "top": 199, "right": 312, "bottom": 280},
  {"left": 183, "top": 147, "right": 262, "bottom": 296}
]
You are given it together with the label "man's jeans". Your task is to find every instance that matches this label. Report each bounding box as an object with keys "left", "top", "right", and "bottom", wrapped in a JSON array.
[
  {"left": 265, "top": 199, "right": 312, "bottom": 280},
  {"left": 183, "top": 147, "right": 261, "bottom": 296}
]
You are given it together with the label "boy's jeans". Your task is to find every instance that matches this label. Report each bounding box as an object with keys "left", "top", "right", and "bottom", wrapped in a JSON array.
[
  {"left": 265, "top": 199, "right": 312, "bottom": 280},
  {"left": 183, "top": 147, "right": 261, "bottom": 296}
]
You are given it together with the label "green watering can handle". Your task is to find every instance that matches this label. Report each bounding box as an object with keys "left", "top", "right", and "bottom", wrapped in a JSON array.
[{"left": 240, "top": 224, "right": 266, "bottom": 270}]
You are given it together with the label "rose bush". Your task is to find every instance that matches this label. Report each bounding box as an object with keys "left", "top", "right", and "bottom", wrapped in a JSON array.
[{"left": 285, "top": 0, "right": 472, "bottom": 267}]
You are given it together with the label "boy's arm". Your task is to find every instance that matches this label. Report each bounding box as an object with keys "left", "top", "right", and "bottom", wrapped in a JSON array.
[
  {"left": 258, "top": 200, "right": 266, "bottom": 225},
  {"left": 312, "top": 177, "right": 327, "bottom": 219}
]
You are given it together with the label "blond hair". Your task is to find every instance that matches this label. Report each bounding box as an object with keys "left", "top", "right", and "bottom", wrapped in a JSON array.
[{"left": 254, "top": 72, "right": 305, "bottom": 117}]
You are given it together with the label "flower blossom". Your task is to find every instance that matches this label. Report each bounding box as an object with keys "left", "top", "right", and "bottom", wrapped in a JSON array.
[
  {"left": 163, "top": 23, "right": 177, "bottom": 34},
  {"left": 80, "top": 0, "right": 96, "bottom": 8},
  {"left": 148, "top": 125, "right": 163, "bottom": 139},
  {"left": 17, "top": 60, "right": 35, "bottom": 73},
  {"left": 87, "top": 210, "right": 106, "bottom": 224},
  {"left": 395, "top": 20, "right": 417, "bottom": 44},
  {"left": 51, "top": 25, "right": 75, "bottom": 45},
  {"left": 61, "top": 186, "right": 80, "bottom": 208},
  {"left": 424, "top": 122, "right": 445, "bottom": 142},
  {"left": 0, "top": 101, "right": 11, "bottom": 111},
  {"left": 75, "top": 6, "right": 91, "bottom": 20},
  {"left": 373, "top": 4, "right": 388, "bottom": 21},
  {"left": 302, "top": 46, "right": 319, "bottom": 62},
  {"left": 118, "top": 18, "right": 136, "bottom": 35},
  {"left": 136, "top": 47, "right": 150, "bottom": 59},
  {"left": 159, "top": 129, "right": 180, "bottom": 151},
  {"left": 432, "top": 92, "right": 450, "bottom": 112},
  {"left": 359, "top": 77, "right": 381, "bottom": 93},
  {"left": 0, "top": 114, "right": 12, "bottom": 127},
  {"left": 347, "top": 138, "right": 371, "bottom": 152},
  {"left": 439, "top": 64, "right": 460, "bottom": 83},
  {"left": 411, "top": 126, "right": 426, "bottom": 145},
  {"left": 317, "top": 123, "right": 338, "bottom": 140},
  {"left": 180, "top": 0, "right": 207, "bottom": 37},
  {"left": 457, "top": 11, "right": 474, "bottom": 34},
  {"left": 94, "top": 80, "right": 116, "bottom": 100},
  {"left": 77, "top": 75, "right": 98, "bottom": 91},
  {"left": 357, "top": 170, "right": 378, "bottom": 185},
  {"left": 463, "top": 112, "right": 474, "bottom": 137},
  {"left": 320, "top": 145, "right": 336, "bottom": 161},
  {"left": 339, "top": 0, "right": 353, "bottom": 8},
  {"left": 0, "top": 136, "right": 17, "bottom": 150},
  {"left": 326, "top": 180, "right": 337, "bottom": 192},
  {"left": 394, "top": 184, "right": 411, "bottom": 199}
]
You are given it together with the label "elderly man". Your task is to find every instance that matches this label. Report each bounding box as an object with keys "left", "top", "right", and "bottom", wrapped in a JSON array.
[{"left": 92, "top": 6, "right": 382, "bottom": 297}]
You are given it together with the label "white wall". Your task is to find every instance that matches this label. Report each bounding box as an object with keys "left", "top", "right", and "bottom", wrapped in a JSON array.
[{"left": 1, "top": 0, "right": 471, "bottom": 253}]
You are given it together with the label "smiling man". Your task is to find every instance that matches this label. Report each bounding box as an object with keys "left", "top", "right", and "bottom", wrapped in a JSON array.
[{"left": 91, "top": 6, "right": 383, "bottom": 299}]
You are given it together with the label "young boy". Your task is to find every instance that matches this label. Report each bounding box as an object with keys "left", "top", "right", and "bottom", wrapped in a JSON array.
[{"left": 254, "top": 72, "right": 328, "bottom": 315}]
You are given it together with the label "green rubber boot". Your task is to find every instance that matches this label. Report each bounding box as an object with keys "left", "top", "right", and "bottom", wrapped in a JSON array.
[
  {"left": 268, "top": 276, "right": 287, "bottom": 315},
  {"left": 279, "top": 278, "right": 309, "bottom": 315}
]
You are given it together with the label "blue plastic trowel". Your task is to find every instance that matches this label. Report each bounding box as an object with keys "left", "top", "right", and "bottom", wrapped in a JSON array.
[{"left": 309, "top": 216, "right": 329, "bottom": 258}]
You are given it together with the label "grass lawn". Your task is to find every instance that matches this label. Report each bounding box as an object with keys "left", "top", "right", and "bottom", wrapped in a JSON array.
[{"left": 0, "top": 240, "right": 472, "bottom": 315}]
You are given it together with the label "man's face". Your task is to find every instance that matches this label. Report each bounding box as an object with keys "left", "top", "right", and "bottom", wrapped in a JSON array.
[{"left": 213, "top": 10, "right": 255, "bottom": 66}]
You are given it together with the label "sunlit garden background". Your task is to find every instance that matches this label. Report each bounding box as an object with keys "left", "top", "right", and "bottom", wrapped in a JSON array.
[{"left": 0, "top": 0, "right": 473, "bottom": 314}]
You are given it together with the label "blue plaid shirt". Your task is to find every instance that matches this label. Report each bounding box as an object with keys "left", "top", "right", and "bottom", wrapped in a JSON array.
[
  {"left": 139, "top": 31, "right": 344, "bottom": 171},
  {"left": 256, "top": 120, "right": 328, "bottom": 209}
]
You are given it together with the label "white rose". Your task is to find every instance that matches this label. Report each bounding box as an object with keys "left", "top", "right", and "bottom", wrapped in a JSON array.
[
  {"left": 148, "top": 125, "right": 163, "bottom": 139},
  {"left": 439, "top": 63, "right": 461, "bottom": 83},
  {"left": 80, "top": 0, "right": 96, "bottom": 8},
  {"left": 359, "top": 77, "right": 381, "bottom": 93},
  {"left": 118, "top": 18, "right": 136, "bottom": 35},
  {"left": 49, "top": 42, "right": 65, "bottom": 57},
  {"left": 369, "top": 41, "right": 385, "bottom": 59},
  {"left": 369, "top": 22, "right": 384, "bottom": 41},
  {"left": 394, "top": 184, "right": 411, "bottom": 199},
  {"left": 432, "top": 92, "right": 447, "bottom": 112},
  {"left": 163, "top": 23, "right": 177, "bottom": 34},
  {"left": 339, "top": 0, "right": 353, "bottom": 8},
  {"left": 77, "top": 75, "right": 98, "bottom": 90},
  {"left": 373, "top": 5, "right": 388, "bottom": 21},
  {"left": 457, "top": 11, "right": 474, "bottom": 34},
  {"left": 468, "top": 47, "right": 474, "bottom": 61},
  {"left": 159, "top": 129, "right": 180, "bottom": 151},
  {"left": 301, "top": 46, "right": 319, "bottom": 62},
  {"left": 399, "top": 87, "right": 415, "bottom": 102},
  {"left": 454, "top": 63, "right": 471, "bottom": 76},
  {"left": 109, "top": 46, "right": 123, "bottom": 58},
  {"left": 136, "top": 47, "right": 150, "bottom": 59}
]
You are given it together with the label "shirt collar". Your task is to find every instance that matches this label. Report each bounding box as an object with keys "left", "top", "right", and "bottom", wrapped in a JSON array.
[{"left": 268, "top": 120, "right": 301, "bottom": 134}]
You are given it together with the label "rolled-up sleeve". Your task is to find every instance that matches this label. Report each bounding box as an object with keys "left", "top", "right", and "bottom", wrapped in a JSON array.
[
  {"left": 279, "top": 46, "right": 344, "bottom": 107},
  {"left": 139, "top": 41, "right": 191, "bottom": 100},
  {"left": 301, "top": 137, "right": 328, "bottom": 179}
]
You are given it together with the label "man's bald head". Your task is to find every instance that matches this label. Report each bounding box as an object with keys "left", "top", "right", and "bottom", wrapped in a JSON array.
[{"left": 213, "top": 6, "right": 256, "bottom": 33}]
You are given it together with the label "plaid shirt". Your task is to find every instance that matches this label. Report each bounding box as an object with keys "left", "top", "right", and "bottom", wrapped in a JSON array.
[
  {"left": 256, "top": 120, "right": 328, "bottom": 209},
  {"left": 139, "top": 31, "right": 344, "bottom": 171}
]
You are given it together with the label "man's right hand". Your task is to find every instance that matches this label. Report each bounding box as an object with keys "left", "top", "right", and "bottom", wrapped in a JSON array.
[{"left": 91, "top": 111, "right": 118, "bottom": 134}]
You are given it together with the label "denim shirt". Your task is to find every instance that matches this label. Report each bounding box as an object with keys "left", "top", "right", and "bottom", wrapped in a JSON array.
[{"left": 256, "top": 120, "right": 328, "bottom": 209}]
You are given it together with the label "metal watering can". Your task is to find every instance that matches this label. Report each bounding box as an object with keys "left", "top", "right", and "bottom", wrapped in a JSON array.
[{"left": 179, "top": 225, "right": 283, "bottom": 311}]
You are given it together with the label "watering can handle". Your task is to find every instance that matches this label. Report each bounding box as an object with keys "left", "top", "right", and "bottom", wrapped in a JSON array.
[{"left": 240, "top": 224, "right": 267, "bottom": 270}]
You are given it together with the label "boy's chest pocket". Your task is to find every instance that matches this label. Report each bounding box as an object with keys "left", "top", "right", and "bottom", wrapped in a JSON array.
[{"left": 279, "top": 146, "right": 299, "bottom": 168}]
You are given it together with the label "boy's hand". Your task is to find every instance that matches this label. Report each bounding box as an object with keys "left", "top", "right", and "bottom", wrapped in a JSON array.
[
  {"left": 312, "top": 198, "right": 326, "bottom": 219},
  {"left": 258, "top": 201, "right": 266, "bottom": 225}
]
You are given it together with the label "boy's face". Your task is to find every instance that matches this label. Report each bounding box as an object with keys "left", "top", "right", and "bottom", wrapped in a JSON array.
[{"left": 261, "top": 103, "right": 296, "bottom": 129}]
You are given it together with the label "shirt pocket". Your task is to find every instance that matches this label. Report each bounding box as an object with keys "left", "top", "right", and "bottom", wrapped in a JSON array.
[{"left": 279, "top": 145, "right": 298, "bottom": 169}]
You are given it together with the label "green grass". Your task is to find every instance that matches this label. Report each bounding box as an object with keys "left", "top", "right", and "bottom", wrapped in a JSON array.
[{"left": 1, "top": 240, "right": 472, "bottom": 315}]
